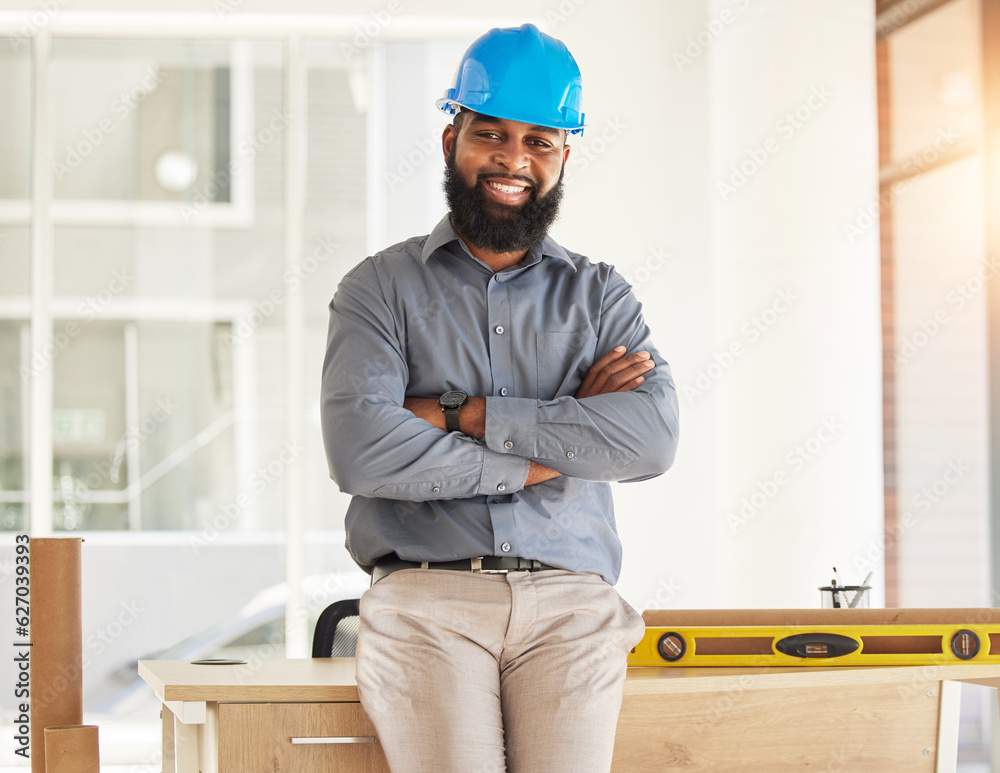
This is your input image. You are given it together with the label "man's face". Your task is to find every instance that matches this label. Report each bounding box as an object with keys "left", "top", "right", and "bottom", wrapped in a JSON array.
[{"left": 442, "top": 112, "right": 571, "bottom": 254}]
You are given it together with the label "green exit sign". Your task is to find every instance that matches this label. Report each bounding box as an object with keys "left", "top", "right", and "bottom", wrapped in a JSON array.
[{"left": 53, "top": 410, "right": 106, "bottom": 444}]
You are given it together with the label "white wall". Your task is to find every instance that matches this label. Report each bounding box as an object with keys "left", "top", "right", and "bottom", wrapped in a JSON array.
[
  {"left": 706, "top": 1, "right": 883, "bottom": 608},
  {"left": 550, "top": 0, "right": 883, "bottom": 610}
]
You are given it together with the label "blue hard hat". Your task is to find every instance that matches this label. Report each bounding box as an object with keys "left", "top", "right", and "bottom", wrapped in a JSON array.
[{"left": 436, "top": 23, "right": 586, "bottom": 136}]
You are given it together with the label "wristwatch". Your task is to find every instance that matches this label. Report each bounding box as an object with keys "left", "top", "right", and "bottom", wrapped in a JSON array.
[{"left": 438, "top": 390, "right": 469, "bottom": 432}]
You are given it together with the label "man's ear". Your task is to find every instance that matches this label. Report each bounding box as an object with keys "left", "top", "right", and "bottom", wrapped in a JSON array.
[
  {"left": 562, "top": 142, "right": 571, "bottom": 165},
  {"left": 442, "top": 124, "right": 458, "bottom": 160}
]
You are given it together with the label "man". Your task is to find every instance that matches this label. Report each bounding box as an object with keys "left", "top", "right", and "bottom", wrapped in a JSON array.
[{"left": 321, "top": 23, "right": 678, "bottom": 773}]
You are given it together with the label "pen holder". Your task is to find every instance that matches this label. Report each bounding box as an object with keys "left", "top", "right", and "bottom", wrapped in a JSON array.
[{"left": 820, "top": 585, "right": 871, "bottom": 609}]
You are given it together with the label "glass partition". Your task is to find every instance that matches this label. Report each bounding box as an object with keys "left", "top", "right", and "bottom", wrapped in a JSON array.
[
  {"left": 51, "top": 39, "right": 233, "bottom": 205},
  {"left": 884, "top": 0, "right": 987, "bottom": 608},
  {"left": 46, "top": 41, "right": 282, "bottom": 532},
  {"left": 0, "top": 41, "right": 31, "bottom": 304},
  {"left": 0, "top": 41, "right": 31, "bottom": 200},
  {"left": 887, "top": 0, "right": 980, "bottom": 165},
  {"left": 0, "top": 226, "right": 29, "bottom": 300},
  {"left": 0, "top": 320, "right": 26, "bottom": 531}
]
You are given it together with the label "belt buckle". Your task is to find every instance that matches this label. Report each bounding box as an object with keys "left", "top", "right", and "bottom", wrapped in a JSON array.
[{"left": 471, "top": 557, "right": 507, "bottom": 574}]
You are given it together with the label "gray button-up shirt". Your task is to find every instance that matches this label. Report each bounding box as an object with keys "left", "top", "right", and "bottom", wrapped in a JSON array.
[{"left": 321, "top": 216, "right": 678, "bottom": 584}]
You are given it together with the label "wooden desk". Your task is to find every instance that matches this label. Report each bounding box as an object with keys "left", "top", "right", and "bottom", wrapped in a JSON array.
[{"left": 140, "top": 658, "right": 1000, "bottom": 772}]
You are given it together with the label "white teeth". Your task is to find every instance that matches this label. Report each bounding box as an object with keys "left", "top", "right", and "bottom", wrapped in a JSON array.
[{"left": 488, "top": 181, "right": 527, "bottom": 194}]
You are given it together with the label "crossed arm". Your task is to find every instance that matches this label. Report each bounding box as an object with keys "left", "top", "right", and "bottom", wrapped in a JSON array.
[
  {"left": 403, "top": 347, "right": 656, "bottom": 486},
  {"left": 324, "top": 261, "right": 678, "bottom": 499}
]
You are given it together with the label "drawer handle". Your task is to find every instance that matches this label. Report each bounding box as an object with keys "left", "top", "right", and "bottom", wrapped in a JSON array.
[{"left": 291, "top": 736, "right": 378, "bottom": 745}]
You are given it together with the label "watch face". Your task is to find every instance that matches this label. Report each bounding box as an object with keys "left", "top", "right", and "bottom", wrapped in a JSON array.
[{"left": 439, "top": 390, "right": 468, "bottom": 409}]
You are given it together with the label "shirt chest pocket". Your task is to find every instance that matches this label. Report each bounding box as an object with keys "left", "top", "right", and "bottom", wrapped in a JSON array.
[{"left": 535, "top": 330, "right": 596, "bottom": 401}]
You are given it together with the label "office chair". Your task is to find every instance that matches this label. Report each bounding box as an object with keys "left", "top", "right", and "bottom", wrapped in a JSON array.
[{"left": 311, "top": 598, "right": 361, "bottom": 657}]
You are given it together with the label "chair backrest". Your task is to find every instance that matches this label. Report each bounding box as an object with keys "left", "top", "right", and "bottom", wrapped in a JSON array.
[{"left": 312, "top": 598, "right": 361, "bottom": 658}]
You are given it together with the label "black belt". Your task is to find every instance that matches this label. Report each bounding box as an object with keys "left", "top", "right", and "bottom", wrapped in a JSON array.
[{"left": 371, "top": 555, "right": 559, "bottom": 584}]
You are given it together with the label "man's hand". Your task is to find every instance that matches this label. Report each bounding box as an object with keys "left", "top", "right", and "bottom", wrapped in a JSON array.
[
  {"left": 575, "top": 346, "right": 655, "bottom": 399},
  {"left": 526, "top": 461, "right": 561, "bottom": 485}
]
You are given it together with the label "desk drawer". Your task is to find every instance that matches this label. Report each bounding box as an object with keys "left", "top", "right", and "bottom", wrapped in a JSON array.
[
  {"left": 612, "top": 680, "right": 942, "bottom": 772},
  {"left": 218, "top": 702, "right": 390, "bottom": 773}
]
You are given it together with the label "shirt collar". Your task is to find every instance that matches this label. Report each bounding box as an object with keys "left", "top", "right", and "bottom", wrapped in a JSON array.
[{"left": 421, "top": 214, "right": 576, "bottom": 272}]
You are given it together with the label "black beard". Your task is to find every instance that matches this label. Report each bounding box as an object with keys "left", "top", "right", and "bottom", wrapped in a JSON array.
[{"left": 443, "top": 145, "right": 564, "bottom": 255}]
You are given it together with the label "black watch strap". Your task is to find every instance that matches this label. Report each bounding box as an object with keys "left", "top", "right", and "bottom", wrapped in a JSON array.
[{"left": 444, "top": 407, "right": 462, "bottom": 432}]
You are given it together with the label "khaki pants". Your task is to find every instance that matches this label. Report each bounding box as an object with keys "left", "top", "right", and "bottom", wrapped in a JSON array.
[{"left": 355, "top": 568, "right": 645, "bottom": 773}]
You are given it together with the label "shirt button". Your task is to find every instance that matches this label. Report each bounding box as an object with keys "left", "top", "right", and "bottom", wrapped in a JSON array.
[
  {"left": 497, "top": 483, "right": 506, "bottom": 492},
  {"left": 504, "top": 440, "right": 513, "bottom": 450},
  {"left": 566, "top": 451, "right": 575, "bottom": 459},
  {"left": 500, "top": 387, "right": 508, "bottom": 396},
  {"left": 501, "top": 542, "right": 511, "bottom": 553},
  {"left": 432, "top": 486, "right": 441, "bottom": 493},
  {"left": 495, "top": 325, "right": 504, "bottom": 335}
]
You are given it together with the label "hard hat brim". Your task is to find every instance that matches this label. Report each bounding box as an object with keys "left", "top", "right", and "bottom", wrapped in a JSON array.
[{"left": 435, "top": 98, "right": 586, "bottom": 137}]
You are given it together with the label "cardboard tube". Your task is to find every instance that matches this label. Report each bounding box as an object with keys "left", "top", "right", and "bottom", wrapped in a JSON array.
[
  {"left": 30, "top": 538, "right": 84, "bottom": 773},
  {"left": 43, "top": 725, "right": 99, "bottom": 773}
]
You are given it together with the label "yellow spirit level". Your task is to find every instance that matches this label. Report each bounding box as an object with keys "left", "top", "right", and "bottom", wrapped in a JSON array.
[{"left": 631, "top": 609, "right": 1000, "bottom": 667}]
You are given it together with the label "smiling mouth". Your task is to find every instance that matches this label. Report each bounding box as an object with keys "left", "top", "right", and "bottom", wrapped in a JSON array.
[{"left": 485, "top": 180, "right": 530, "bottom": 194}]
